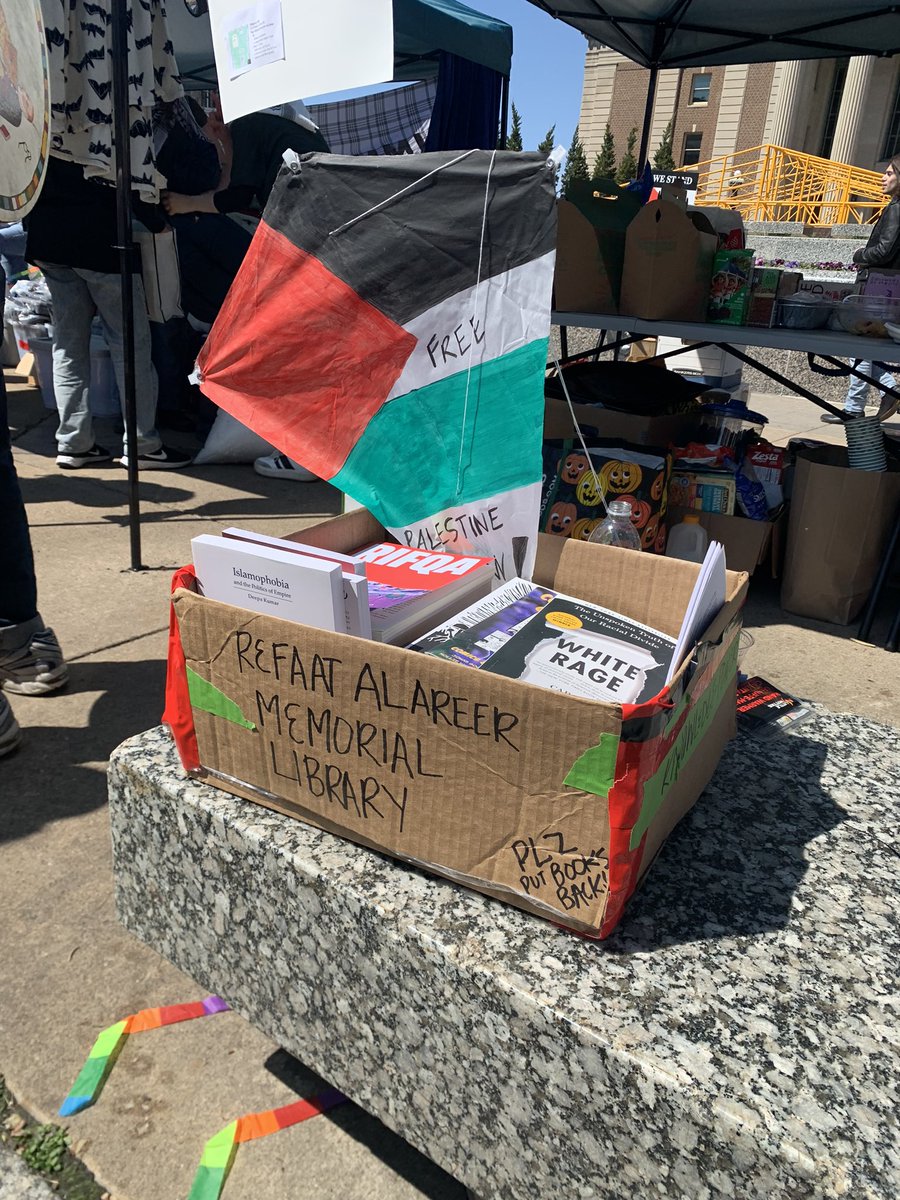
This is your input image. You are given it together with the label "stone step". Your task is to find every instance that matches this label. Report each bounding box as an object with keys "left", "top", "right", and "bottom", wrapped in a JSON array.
[{"left": 747, "top": 233, "right": 865, "bottom": 272}]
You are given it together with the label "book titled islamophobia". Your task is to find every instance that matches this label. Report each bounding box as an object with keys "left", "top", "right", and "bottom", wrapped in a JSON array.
[{"left": 480, "top": 592, "right": 676, "bottom": 705}]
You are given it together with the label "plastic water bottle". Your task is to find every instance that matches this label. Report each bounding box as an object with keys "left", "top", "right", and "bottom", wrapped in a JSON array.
[
  {"left": 588, "top": 500, "right": 641, "bottom": 550},
  {"left": 665, "top": 513, "right": 709, "bottom": 563}
]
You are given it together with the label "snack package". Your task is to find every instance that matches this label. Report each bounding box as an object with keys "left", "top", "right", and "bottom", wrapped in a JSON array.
[
  {"left": 746, "top": 442, "right": 785, "bottom": 508},
  {"left": 540, "top": 439, "right": 672, "bottom": 553},
  {"left": 707, "top": 249, "right": 755, "bottom": 325}
]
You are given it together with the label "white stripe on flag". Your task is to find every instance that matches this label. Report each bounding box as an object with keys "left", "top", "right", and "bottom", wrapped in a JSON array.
[{"left": 385, "top": 252, "right": 555, "bottom": 402}]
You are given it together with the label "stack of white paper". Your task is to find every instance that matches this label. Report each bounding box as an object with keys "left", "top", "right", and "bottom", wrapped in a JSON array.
[{"left": 666, "top": 540, "right": 727, "bottom": 684}]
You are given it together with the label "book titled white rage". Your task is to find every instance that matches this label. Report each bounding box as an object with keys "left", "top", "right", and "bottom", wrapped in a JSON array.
[{"left": 191, "top": 534, "right": 343, "bottom": 631}]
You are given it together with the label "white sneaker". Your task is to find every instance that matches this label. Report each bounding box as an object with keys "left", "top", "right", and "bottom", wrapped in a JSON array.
[{"left": 253, "top": 453, "right": 318, "bottom": 481}]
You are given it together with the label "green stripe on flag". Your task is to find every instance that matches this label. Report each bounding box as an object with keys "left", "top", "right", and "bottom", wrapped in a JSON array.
[
  {"left": 331, "top": 339, "right": 548, "bottom": 526},
  {"left": 187, "top": 669, "right": 256, "bottom": 731}
]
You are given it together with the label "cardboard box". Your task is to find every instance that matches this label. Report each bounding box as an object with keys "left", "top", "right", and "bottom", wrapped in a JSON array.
[
  {"left": 620, "top": 199, "right": 717, "bottom": 322},
  {"left": 781, "top": 444, "right": 900, "bottom": 623},
  {"left": 797, "top": 279, "right": 855, "bottom": 303},
  {"left": 553, "top": 184, "right": 642, "bottom": 314},
  {"left": 543, "top": 395, "right": 698, "bottom": 448},
  {"left": 746, "top": 268, "right": 782, "bottom": 328},
  {"left": 669, "top": 471, "right": 736, "bottom": 515},
  {"left": 706, "top": 249, "right": 755, "bottom": 326},
  {"left": 656, "top": 337, "right": 742, "bottom": 391},
  {"left": 670, "top": 506, "right": 786, "bottom": 576},
  {"left": 856, "top": 267, "right": 900, "bottom": 299},
  {"left": 167, "top": 510, "right": 747, "bottom": 939}
]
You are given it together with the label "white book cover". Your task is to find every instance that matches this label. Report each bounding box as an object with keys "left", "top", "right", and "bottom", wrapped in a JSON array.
[
  {"left": 221, "top": 527, "right": 368, "bottom": 576},
  {"left": 220, "top": 526, "right": 371, "bottom": 638},
  {"left": 191, "top": 534, "right": 344, "bottom": 631}
]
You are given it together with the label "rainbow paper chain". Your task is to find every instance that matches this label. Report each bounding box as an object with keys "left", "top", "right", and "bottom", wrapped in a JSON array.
[
  {"left": 59, "top": 996, "right": 229, "bottom": 1117},
  {"left": 187, "top": 1088, "right": 346, "bottom": 1200}
]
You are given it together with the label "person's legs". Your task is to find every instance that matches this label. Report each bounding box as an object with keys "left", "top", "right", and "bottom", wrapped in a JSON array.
[
  {"left": 0, "top": 356, "right": 37, "bottom": 624},
  {"left": 84, "top": 268, "right": 162, "bottom": 456},
  {"left": 0, "top": 352, "right": 67, "bottom": 718},
  {"left": 843, "top": 360, "right": 870, "bottom": 415},
  {"left": 0, "top": 222, "right": 28, "bottom": 282},
  {"left": 874, "top": 363, "right": 899, "bottom": 421},
  {"left": 38, "top": 263, "right": 101, "bottom": 461}
]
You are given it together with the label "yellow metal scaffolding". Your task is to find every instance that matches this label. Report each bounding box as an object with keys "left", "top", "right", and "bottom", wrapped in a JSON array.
[{"left": 691, "top": 145, "right": 886, "bottom": 227}]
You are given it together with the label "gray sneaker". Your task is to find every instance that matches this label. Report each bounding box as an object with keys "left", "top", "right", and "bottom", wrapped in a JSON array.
[
  {"left": 0, "top": 692, "right": 21, "bottom": 757},
  {"left": 0, "top": 617, "right": 68, "bottom": 695}
]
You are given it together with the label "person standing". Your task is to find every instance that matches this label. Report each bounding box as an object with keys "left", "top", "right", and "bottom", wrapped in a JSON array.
[
  {"left": 823, "top": 155, "right": 900, "bottom": 424},
  {"left": 24, "top": 156, "right": 192, "bottom": 469}
]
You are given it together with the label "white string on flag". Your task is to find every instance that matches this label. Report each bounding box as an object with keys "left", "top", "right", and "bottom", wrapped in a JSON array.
[
  {"left": 551, "top": 355, "right": 609, "bottom": 516},
  {"left": 456, "top": 148, "right": 497, "bottom": 495},
  {"left": 327, "top": 149, "right": 478, "bottom": 237}
]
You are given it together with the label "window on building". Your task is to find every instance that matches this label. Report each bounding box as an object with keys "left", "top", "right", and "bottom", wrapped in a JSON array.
[
  {"left": 882, "top": 76, "right": 900, "bottom": 160},
  {"left": 690, "top": 74, "right": 712, "bottom": 104},
  {"left": 682, "top": 132, "right": 703, "bottom": 166},
  {"left": 819, "top": 60, "right": 848, "bottom": 158}
]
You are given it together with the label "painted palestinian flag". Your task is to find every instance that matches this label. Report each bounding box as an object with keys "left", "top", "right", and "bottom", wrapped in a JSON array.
[{"left": 195, "top": 149, "right": 557, "bottom": 580}]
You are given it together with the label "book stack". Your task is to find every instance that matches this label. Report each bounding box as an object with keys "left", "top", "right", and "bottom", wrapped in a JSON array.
[
  {"left": 191, "top": 530, "right": 372, "bottom": 637},
  {"left": 190, "top": 529, "right": 495, "bottom": 647},
  {"left": 413, "top": 542, "right": 729, "bottom": 705},
  {"left": 353, "top": 542, "right": 495, "bottom": 645}
]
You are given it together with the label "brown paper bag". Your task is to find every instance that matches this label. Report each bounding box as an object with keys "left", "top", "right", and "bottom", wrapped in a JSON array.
[
  {"left": 620, "top": 199, "right": 717, "bottom": 321},
  {"left": 781, "top": 445, "right": 900, "bottom": 624},
  {"left": 553, "top": 182, "right": 642, "bottom": 314}
]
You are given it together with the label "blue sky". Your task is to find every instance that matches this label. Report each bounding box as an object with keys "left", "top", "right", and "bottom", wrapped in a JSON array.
[{"left": 480, "top": 0, "right": 589, "bottom": 153}]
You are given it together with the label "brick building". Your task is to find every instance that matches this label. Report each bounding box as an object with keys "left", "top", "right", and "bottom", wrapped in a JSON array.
[{"left": 579, "top": 45, "right": 900, "bottom": 172}]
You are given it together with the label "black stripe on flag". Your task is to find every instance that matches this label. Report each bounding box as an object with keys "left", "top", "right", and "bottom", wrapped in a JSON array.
[{"left": 262, "top": 150, "right": 557, "bottom": 327}]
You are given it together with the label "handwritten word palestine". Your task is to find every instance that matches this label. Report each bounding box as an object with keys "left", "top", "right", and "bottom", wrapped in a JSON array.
[{"left": 402, "top": 505, "right": 504, "bottom": 551}]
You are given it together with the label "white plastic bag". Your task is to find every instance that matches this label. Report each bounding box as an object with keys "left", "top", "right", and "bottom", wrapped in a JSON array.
[{"left": 193, "top": 408, "right": 276, "bottom": 465}]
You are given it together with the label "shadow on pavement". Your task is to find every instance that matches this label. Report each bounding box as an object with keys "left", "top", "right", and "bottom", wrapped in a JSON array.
[
  {"left": 264, "top": 1048, "right": 466, "bottom": 1200},
  {"left": 0, "top": 657, "right": 168, "bottom": 844}
]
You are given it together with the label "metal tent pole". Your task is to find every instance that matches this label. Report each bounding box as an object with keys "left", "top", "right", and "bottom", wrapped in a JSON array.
[
  {"left": 110, "top": 0, "right": 144, "bottom": 570},
  {"left": 499, "top": 74, "right": 509, "bottom": 148},
  {"left": 637, "top": 63, "right": 659, "bottom": 169}
]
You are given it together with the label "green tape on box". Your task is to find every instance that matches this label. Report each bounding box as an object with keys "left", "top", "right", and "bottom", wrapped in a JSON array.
[
  {"left": 628, "top": 635, "right": 738, "bottom": 851},
  {"left": 564, "top": 731, "right": 620, "bottom": 796},
  {"left": 187, "top": 668, "right": 256, "bottom": 731}
]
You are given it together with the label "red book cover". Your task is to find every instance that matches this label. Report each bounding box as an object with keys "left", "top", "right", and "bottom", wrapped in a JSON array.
[{"left": 353, "top": 543, "right": 494, "bottom": 595}]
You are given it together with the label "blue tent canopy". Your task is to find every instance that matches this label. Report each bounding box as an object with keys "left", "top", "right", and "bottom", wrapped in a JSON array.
[
  {"left": 394, "top": 0, "right": 512, "bottom": 78},
  {"left": 168, "top": 0, "right": 512, "bottom": 86}
]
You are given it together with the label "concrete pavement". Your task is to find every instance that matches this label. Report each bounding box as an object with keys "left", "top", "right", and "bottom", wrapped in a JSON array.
[{"left": 0, "top": 369, "right": 897, "bottom": 1200}]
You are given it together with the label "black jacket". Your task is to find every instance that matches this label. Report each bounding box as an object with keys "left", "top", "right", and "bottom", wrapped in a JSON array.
[
  {"left": 853, "top": 196, "right": 900, "bottom": 269},
  {"left": 25, "top": 156, "right": 165, "bottom": 274},
  {"left": 213, "top": 113, "right": 329, "bottom": 215}
]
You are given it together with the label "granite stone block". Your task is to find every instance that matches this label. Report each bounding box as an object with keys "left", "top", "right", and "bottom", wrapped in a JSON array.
[{"left": 109, "top": 714, "right": 900, "bottom": 1200}]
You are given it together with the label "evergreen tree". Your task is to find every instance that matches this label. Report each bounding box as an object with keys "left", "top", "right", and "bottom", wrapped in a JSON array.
[
  {"left": 507, "top": 102, "right": 523, "bottom": 152},
  {"left": 616, "top": 127, "right": 638, "bottom": 184},
  {"left": 537, "top": 125, "right": 556, "bottom": 155},
  {"left": 560, "top": 128, "right": 590, "bottom": 197},
  {"left": 593, "top": 123, "right": 617, "bottom": 179},
  {"left": 653, "top": 119, "right": 676, "bottom": 170}
]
